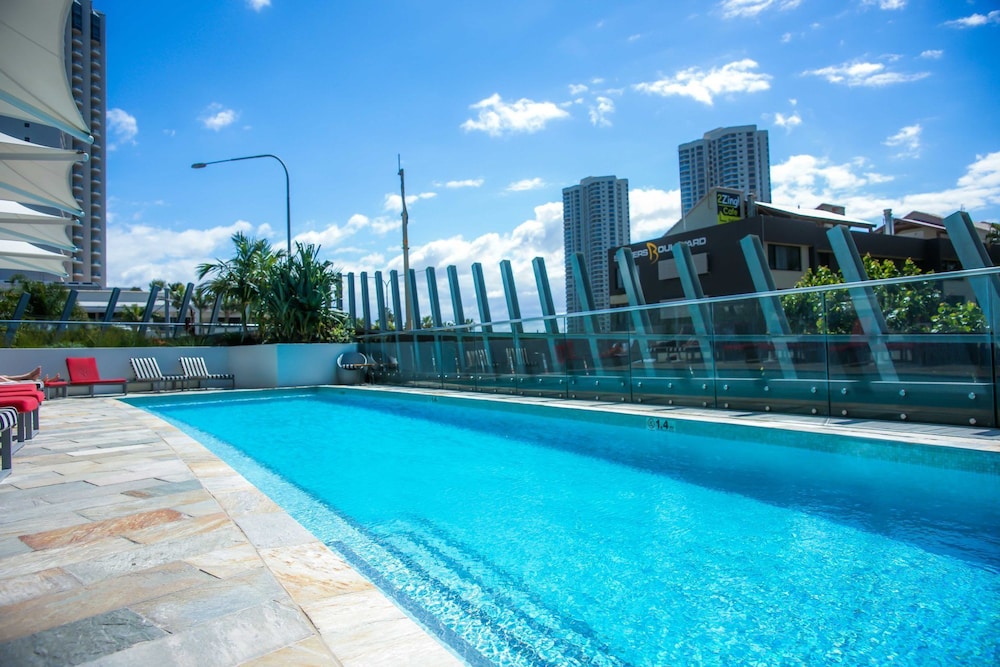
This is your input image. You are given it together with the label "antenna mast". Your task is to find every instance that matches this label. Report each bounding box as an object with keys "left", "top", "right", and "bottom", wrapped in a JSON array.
[{"left": 398, "top": 155, "right": 412, "bottom": 330}]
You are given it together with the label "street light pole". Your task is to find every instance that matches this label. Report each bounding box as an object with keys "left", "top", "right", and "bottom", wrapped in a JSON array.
[{"left": 191, "top": 154, "right": 291, "bottom": 255}]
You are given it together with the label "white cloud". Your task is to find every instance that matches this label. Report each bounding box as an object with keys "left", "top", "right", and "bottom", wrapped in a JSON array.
[
  {"left": 106, "top": 108, "right": 138, "bottom": 150},
  {"left": 460, "top": 93, "right": 571, "bottom": 137},
  {"left": 589, "top": 96, "right": 615, "bottom": 127},
  {"left": 781, "top": 32, "right": 792, "bottom": 43},
  {"left": 718, "top": 0, "right": 802, "bottom": 19},
  {"left": 803, "top": 60, "right": 929, "bottom": 87},
  {"left": 443, "top": 179, "right": 484, "bottom": 189},
  {"left": 770, "top": 152, "right": 1000, "bottom": 221},
  {"left": 944, "top": 10, "right": 1000, "bottom": 28},
  {"left": 293, "top": 214, "right": 370, "bottom": 249},
  {"left": 884, "top": 123, "right": 922, "bottom": 157},
  {"left": 629, "top": 188, "right": 682, "bottom": 239},
  {"left": 246, "top": 0, "right": 270, "bottom": 10},
  {"left": 627, "top": 34, "right": 641, "bottom": 42},
  {"left": 774, "top": 111, "right": 802, "bottom": 129},
  {"left": 919, "top": 49, "right": 943, "bottom": 59},
  {"left": 506, "top": 178, "right": 546, "bottom": 192},
  {"left": 866, "top": 0, "right": 906, "bottom": 9},
  {"left": 568, "top": 83, "right": 589, "bottom": 95},
  {"left": 633, "top": 59, "right": 771, "bottom": 105},
  {"left": 107, "top": 219, "right": 267, "bottom": 287},
  {"left": 382, "top": 191, "right": 437, "bottom": 213},
  {"left": 345, "top": 202, "right": 567, "bottom": 324},
  {"left": 200, "top": 103, "right": 239, "bottom": 131}
]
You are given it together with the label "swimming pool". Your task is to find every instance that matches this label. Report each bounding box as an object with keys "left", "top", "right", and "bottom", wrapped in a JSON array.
[{"left": 130, "top": 388, "right": 1000, "bottom": 666}]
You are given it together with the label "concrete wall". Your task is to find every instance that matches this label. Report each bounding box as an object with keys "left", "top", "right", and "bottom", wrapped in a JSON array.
[{"left": 0, "top": 343, "right": 358, "bottom": 395}]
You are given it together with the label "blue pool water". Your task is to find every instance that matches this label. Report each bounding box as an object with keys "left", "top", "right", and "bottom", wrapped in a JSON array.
[{"left": 134, "top": 390, "right": 1000, "bottom": 666}]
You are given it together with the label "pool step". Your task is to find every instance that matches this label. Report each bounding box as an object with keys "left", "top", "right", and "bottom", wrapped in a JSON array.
[
  {"left": 385, "top": 522, "right": 628, "bottom": 666},
  {"left": 340, "top": 518, "right": 628, "bottom": 667}
]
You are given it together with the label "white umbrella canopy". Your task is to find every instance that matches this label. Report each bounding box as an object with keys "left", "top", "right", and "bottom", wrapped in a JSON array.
[
  {"left": 0, "top": 240, "right": 68, "bottom": 277},
  {"left": 0, "top": 0, "right": 92, "bottom": 144},
  {"left": 0, "top": 131, "right": 85, "bottom": 217},
  {"left": 0, "top": 200, "right": 76, "bottom": 250}
]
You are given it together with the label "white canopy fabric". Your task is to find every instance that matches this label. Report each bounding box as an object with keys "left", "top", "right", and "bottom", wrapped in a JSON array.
[
  {"left": 0, "top": 240, "right": 69, "bottom": 277},
  {"left": 0, "top": 0, "right": 92, "bottom": 144},
  {"left": 0, "top": 200, "right": 76, "bottom": 250},
  {"left": 0, "top": 131, "right": 85, "bottom": 217}
]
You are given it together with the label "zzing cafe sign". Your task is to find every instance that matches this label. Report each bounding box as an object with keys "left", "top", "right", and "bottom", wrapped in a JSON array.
[{"left": 716, "top": 191, "right": 742, "bottom": 224}]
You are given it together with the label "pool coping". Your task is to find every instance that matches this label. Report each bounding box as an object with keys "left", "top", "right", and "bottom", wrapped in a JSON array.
[{"left": 2, "top": 387, "right": 997, "bottom": 666}]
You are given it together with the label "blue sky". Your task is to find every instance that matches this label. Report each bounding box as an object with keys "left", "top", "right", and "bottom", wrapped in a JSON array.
[{"left": 100, "top": 0, "right": 1000, "bottom": 320}]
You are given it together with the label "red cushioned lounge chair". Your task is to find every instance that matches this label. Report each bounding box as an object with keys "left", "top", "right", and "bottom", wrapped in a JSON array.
[
  {"left": 65, "top": 357, "right": 128, "bottom": 396},
  {"left": 0, "top": 386, "right": 41, "bottom": 444}
]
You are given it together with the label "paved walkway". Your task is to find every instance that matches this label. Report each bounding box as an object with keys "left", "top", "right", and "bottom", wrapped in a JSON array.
[
  {"left": 0, "top": 396, "right": 461, "bottom": 667},
  {"left": 1, "top": 390, "right": 997, "bottom": 666}
]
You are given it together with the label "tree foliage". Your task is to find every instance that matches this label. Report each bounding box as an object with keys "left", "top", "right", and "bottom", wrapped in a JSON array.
[
  {"left": 196, "top": 232, "right": 279, "bottom": 339},
  {"left": 257, "top": 242, "right": 349, "bottom": 343},
  {"left": 780, "top": 256, "right": 985, "bottom": 334}
]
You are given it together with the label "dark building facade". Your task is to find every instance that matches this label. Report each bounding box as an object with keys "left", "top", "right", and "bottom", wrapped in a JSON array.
[{"left": 610, "top": 215, "right": 1000, "bottom": 306}]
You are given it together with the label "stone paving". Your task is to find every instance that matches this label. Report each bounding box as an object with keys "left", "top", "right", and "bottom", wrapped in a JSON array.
[{"left": 0, "top": 396, "right": 462, "bottom": 667}]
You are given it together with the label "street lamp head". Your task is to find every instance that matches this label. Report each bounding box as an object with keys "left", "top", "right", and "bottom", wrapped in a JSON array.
[{"left": 190, "top": 162, "right": 207, "bottom": 169}]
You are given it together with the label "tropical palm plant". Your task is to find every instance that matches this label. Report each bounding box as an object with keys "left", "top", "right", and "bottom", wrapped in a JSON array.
[
  {"left": 196, "top": 232, "right": 279, "bottom": 339},
  {"left": 258, "top": 242, "right": 349, "bottom": 343}
]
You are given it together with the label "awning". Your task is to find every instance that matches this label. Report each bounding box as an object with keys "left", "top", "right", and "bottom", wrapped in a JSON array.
[
  {"left": 0, "top": 0, "right": 92, "bottom": 144},
  {"left": 0, "top": 240, "right": 69, "bottom": 277},
  {"left": 0, "top": 131, "right": 85, "bottom": 217},
  {"left": 0, "top": 200, "right": 76, "bottom": 250}
]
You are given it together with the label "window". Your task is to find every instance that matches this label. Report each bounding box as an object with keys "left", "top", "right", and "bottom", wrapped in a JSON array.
[
  {"left": 72, "top": 3, "right": 83, "bottom": 30},
  {"left": 91, "top": 13, "right": 102, "bottom": 42},
  {"left": 768, "top": 244, "right": 802, "bottom": 271}
]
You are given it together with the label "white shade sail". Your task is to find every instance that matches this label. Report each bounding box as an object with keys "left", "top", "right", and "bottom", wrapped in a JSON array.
[
  {"left": 0, "top": 0, "right": 92, "bottom": 144},
  {"left": 0, "top": 131, "right": 85, "bottom": 217},
  {"left": 0, "top": 200, "right": 76, "bottom": 250},
  {"left": 0, "top": 240, "right": 68, "bottom": 277}
]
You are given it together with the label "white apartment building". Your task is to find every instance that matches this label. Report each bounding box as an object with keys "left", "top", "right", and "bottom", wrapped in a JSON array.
[
  {"left": 678, "top": 125, "right": 771, "bottom": 217},
  {"left": 562, "top": 176, "right": 630, "bottom": 331}
]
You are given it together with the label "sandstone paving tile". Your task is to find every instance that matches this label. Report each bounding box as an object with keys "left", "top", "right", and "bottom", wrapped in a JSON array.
[
  {"left": 75, "top": 489, "right": 213, "bottom": 523},
  {"left": 0, "top": 567, "right": 81, "bottom": 607},
  {"left": 129, "top": 568, "right": 288, "bottom": 632},
  {"left": 309, "top": 590, "right": 461, "bottom": 667},
  {"left": 79, "top": 599, "right": 317, "bottom": 667},
  {"left": 0, "top": 607, "right": 166, "bottom": 667},
  {"left": 213, "top": 487, "right": 282, "bottom": 517},
  {"left": 173, "top": 498, "right": 226, "bottom": 518},
  {"left": 0, "top": 478, "right": 163, "bottom": 506},
  {"left": 182, "top": 543, "right": 263, "bottom": 579},
  {"left": 19, "top": 508, "right": 184, "bottom": 550},
  {"left": 66, "top": 443, "right": 155, "bottom": 457},
  {"left": 0, "top": 535, "right": 33, "bottom": 559},
  {"left": 7, "top": 471, "right": 68, "bottom": 490},
  {"left": 0, "top": 536, "right": 134, "bottom": 580},
  {"left": 76, "top": 465, "right": 188, "bottom": 488},
  {"left": 198, "top": 472, "right": 257, "bottom": 495},
  {"left": 62, "top": 522, "right": 247, "bottom": 585},
  {"left": 0, "top": 560, "right": 218, "bottom": 642},
  {"left": 233, "top": 511, "right": 317, "bottom": 550},
  {"left": 242, "top": 635, "right": 342, "bottom": 667},
  {"left": 1, "top": 511, "right": 111, "bottom": 543},
  {"left": 122, "top": 478, "right": 202, "bottom": 499},
  {"left": 122, "top": 512, "right": 231, "bottom": 545},
  {"left": 260, "top": 542, "right": 373, "bottom": 604}
]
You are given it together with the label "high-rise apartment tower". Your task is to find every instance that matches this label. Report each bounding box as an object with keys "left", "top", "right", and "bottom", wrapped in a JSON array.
[
  {"left": 678, "top": 125, "right": 770, "bottom": 216},
  {"left": 562, "top": 176, "right": 630, "bottom": 330},
  {"left": 0, "top": 0, "right": 106, "bottom": 286}
]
